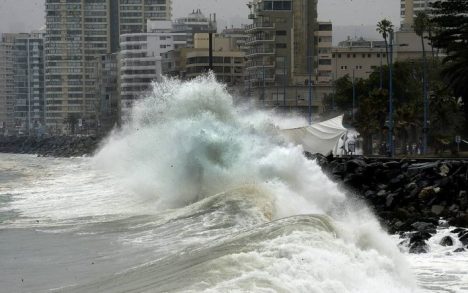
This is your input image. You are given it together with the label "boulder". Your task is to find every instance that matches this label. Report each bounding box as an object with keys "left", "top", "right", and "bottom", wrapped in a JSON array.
[
  {"left": 411, "top": 222, "right": 436, "bottom": 234},
  {"left": 431, "top": 205, "right": 445, "bottom": 216},
  {"left": 459, "top": 232, "right": 468, "bottom": 246},
  {"left": 440, "top": 236, "right": 454, "bottom": 247},
  {"left": 409, "top": 241, "right": 428, "bottom": 254}
]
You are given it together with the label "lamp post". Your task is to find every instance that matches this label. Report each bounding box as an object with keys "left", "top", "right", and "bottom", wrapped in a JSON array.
[
  {"left": 352, "top": 68, "right": 356, "bottom": 121},
  {"left": 307, "top": 2, "right": 313, "bottom": 125},
  {"left": 283, "top": 56, "right": 287, "bottom": 107},
  {"left": 388, "top": 31, "right": 395, "bottom": 158},
  {"left": 379, "top": 48, "right": 383, "bottom": 90},
  {"left": 422, "top": 46, "right": 429, "bottom": 155}
]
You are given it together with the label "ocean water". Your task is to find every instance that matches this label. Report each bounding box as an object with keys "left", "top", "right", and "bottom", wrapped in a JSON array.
[{"left": 1, "top": 76, "right": 467, "bottom": 292}]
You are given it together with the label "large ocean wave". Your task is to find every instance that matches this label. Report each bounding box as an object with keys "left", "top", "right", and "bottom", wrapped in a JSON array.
[{"left": 86, "top": 75, "right": 418, "bottom": 292}]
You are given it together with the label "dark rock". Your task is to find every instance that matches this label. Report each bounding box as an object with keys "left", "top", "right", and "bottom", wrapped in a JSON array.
[
  {"left": 451, "top": 228, "right": 466, "bottom": 234},
  {"left": 459, "top": 232, "right": 468, "bottom": 246},
  {"left": 377, "top": 190, "right": 387, "bottom": 197},
  {"left": 409, "top": 231, "right": 432, "bottom": 243},
  {"left": 386, "top": 194, "right": 395, "bottom": 208},
  {"left": 384, "top": 161, "right": 401, "bottom": 169},
  {"left": 440, "top": 236, "right": 454, "bottom": 247},
  {"left": 454, "top": 248, "right": 466, "bottom": 253},
  {"left": 405, "top": 182, "right": 418, "bottom": 191},
  {"left": 409, "top": 241, "right": 428, "bottom": 254},
  {"left": 345, "top": 159, "right": 367, "bottom": 173},
  {"left": 431, "top": 205, "right": 445, "bottom": 216},
  {"left": 411, "top": 222, "right": 436, "bottom": 234}
]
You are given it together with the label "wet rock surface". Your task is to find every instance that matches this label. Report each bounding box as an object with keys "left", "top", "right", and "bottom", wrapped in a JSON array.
[
  {"left": 0, "top": 136, "right": 101, "bottom": 157},
  {"left": 311, "top": 154, "right": 468, "bottom": 253}
]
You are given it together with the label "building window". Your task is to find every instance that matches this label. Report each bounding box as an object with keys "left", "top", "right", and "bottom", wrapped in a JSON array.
[
  {"left": 275, "top": 30, "right": 287, "bottom": 36},
  {"left": 276, "top": 43, "right": 287, "bottom": 49},
  {"left": 319, "top": 59, "right": 331, "bottom": 65},
  {"left": 262, "top": 0, "right": 292, "bottom": 11}
]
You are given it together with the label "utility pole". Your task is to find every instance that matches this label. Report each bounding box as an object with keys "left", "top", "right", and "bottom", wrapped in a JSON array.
[
  {"left": 388, "top": 31, "right": 395, "bottom": 158},
  {"left": 283, "top": 56, "right": 287, "bottom": 107},
  {"left": 352, "top": 68, "right": 356, "bottom": 121},
  {"left": 379, "top": 48, "right": 383, "bottom": 90},
  {"left": 208, "top": 32, "right": 213, "bottom": 70},
  {"left": 307, "top": 1, "right": 313, "bottom": 125},
  {"left": 422, "top": 47, "right": 429, "bottom": 154}
]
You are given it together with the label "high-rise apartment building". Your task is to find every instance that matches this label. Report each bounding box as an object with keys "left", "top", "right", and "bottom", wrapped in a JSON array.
[
  {"left": 119, "top": 0, "right": 172, "bottom": 35},
  {"left": 246, "top": 0, "right": 333, "bottom": 114},
  {"left": 13, "top": 31, "right": 46, "bottom": 135},
  {"left": 44, "top": 0, "right": 171, "bottom": 134},
  {"left": 45, "top": 0, "right": 112, "bottom": 134},
  {"left": 0, "top": 32, "right": 45, "bottom": 136},
  {"left": 0, "top": 34, "right": 16, "bottom": 135},
  {"left": 401, "top": 0, "right": 435, "bottom": 29}
]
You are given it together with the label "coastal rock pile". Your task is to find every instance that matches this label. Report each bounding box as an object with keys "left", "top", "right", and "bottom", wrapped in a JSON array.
[
  {"left": 0, "top": 136, "right": 100, "bottom": 157},
  {"left": 311, "top": 154, "right": 468, "bottom": 252}
]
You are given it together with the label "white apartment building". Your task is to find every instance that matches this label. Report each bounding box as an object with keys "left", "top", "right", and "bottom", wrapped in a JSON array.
[
  {"left": 120, "top": 21, "right": 186, "bottom": 115},
  {"left": 332, "top": 38, "right": 387, "bottom": 80}
]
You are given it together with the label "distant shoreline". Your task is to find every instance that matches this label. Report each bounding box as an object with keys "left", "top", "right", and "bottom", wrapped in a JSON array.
[{"left": 0, "top": 136, "right": 101, "bottom": 157}]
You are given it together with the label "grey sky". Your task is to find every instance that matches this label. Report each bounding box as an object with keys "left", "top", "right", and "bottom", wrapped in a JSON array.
[{"left": 0, "top": 0, "right": 400, "bottom": 40}]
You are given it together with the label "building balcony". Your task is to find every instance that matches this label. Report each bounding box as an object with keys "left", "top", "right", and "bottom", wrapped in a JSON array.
[
  {"left": 245, "top": 36, "right": 275, "bottom": 45},
  {"left": 246, "top": 48, "right": 275, "bottom": 57},
  {"left": 245, "top": 61, "right": 276, "bottom": 70},
  {"left": 245, "top": 22, "right": 275, "bottom": 33}
]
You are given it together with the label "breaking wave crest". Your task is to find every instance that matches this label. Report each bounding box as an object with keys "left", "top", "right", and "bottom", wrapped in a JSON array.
[{"left": 91, "top": 75, "right": 418, "bottom": 292}]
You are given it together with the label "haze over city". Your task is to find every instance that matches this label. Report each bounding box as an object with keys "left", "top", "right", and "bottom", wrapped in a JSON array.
[{"left": 0, "top": 0, "right": 400, "bottom": 41}]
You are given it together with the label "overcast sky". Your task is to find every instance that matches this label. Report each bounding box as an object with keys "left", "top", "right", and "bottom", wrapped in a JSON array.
[{"left": 0, "top": 0, "right": 400, "bottom": 40}]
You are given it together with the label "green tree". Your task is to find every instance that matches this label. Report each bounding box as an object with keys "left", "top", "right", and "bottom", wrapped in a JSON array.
[
  {"left": 376, "top": 19, "right": 394, "bottom": 65},
  {"left": 354, "top": 89, "right": 389, "bottom": 155},
  {"left": 430, "top": 0, "right": 468, "bottom": 131}
]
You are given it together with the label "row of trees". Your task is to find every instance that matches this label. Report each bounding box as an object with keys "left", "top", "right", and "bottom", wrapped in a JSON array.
[{"left": 325, "top": 0, "right": 467, "bottom": 155}]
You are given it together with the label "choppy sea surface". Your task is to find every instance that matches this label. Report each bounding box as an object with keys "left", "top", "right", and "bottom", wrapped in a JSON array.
[{"left": 1, "top": 77, "right": 467, "bottom": 292}]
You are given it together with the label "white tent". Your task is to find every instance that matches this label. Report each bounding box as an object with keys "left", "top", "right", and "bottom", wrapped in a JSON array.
[{"left": 281, "top": 115, "right": 348, "bottom": 156}]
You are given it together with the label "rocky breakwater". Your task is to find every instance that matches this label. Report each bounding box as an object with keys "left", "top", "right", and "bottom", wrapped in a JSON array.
[
  {"left": 312, "top": 154, "right": 468, "bottom": 253},
  {"left": 0, "top": 136, "right": 100, "bottom": 157}
]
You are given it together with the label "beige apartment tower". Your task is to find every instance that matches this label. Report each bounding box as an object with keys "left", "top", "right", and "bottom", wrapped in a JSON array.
[
  {"left": 44, "top": 0, "right": 171, "bottom": 134},
  {"left": 246, "top": 0, "right": 332, "bottom": 115}
]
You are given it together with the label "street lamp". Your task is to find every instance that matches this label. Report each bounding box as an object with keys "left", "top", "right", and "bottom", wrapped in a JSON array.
[
  {"left": 388, "top": 31, "right": 395, "bottom": 158},
  {"left": 422, "top": 48, "right": 429, "bottom": 155},
  {"left": 307, "top": 2, "right": 314, "bottom": 125},
  {"left": 352, "top": 68, "right": 356, "bottom": 121}
]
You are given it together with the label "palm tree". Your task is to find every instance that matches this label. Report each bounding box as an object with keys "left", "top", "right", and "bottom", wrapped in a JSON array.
[
  {"left": 376, "top": 19, "right": 394, "bottom": 65},
  {"left": 414, "top": 12, "right": 429, "bottom": 64}
]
